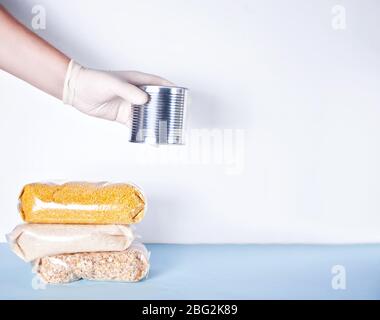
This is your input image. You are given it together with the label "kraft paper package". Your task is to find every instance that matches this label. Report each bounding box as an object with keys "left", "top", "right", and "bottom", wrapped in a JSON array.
[
  {"left": 7, "top": 224, "right": 135, "bottom": 262},
  {"left": 19, "top": 181, "right": 146, "bottom": 224},
  {"left": 34, "top": 242, "right": 150, "bottom": 284}
]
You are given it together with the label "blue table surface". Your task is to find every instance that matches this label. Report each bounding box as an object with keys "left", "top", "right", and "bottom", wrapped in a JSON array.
[{"left": 1, "top": 243, "right": 380, "bottom": 300}]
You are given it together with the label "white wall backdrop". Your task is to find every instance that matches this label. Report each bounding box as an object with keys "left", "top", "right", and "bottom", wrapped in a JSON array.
[{"left": 0, "top": 0, "right": 379, "bottom": 243}]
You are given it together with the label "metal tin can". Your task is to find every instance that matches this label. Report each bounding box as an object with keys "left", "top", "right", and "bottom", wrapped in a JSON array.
[{"left": 129, "top": 85, "right": 188, "bottom": 145}]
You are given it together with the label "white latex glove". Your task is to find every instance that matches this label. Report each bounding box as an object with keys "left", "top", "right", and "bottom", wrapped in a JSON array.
[{"left": 62, "top": 60, "right": 173, "bottom": 124}]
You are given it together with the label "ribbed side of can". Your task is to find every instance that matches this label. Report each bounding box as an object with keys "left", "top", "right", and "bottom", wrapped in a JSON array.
[{"left": 129, "top": 86, "right": 188, "bottom": 145}]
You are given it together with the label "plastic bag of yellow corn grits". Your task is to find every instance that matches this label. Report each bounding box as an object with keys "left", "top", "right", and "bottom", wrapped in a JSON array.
[
  {"left": 18, "top": 181, "right": 146, "bottom": 224},
  {"left": 7, "top": 223, "right": 135, "bottom": 262},
  {"left": 33, "top": 242, "right": 150, "bottom": 284}
]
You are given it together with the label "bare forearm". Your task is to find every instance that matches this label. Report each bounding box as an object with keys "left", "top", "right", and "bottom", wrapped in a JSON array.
[
  {"left": 0, "top": 5, "right": 174, "bottom": 126},
  {"left": 0, "top": 5, "right": 69, "bottom": 99}
]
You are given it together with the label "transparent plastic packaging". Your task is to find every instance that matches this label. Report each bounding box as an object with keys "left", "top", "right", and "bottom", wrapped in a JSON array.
[
  {"left": 19, "top": 181, "right": 146, "bottom": 224},
  {"left": 34, "top": 242, "right": 150, "bottom": 284},
  {"left": 7, "top": 224, "right": 135, "bottom": 262}
]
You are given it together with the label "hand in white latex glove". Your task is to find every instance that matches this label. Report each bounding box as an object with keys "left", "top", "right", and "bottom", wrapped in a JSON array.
[{"left": 62, "top": 60, "right": 173, "bottom": 124}]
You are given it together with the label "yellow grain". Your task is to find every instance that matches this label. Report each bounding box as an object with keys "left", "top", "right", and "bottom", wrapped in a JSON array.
[{"left": 19, "top": 182, "right": 146, "bottom": 224}]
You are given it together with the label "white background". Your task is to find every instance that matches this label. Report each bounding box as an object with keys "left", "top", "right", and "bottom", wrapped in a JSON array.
[{"left": 0, "top": 0, "right": 379, "bottom": 243}]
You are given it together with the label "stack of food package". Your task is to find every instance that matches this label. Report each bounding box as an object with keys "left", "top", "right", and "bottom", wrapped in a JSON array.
[{"left": 7, "top": 181, "right": 150, "bottom": 284}]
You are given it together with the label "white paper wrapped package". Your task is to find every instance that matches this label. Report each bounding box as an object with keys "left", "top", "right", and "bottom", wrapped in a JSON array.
[
  {"left": 7, "top": 224, "right": 135, "bottom": 262},
  {"left": 34, "top": 242, "right": 150, "bottom": 283}
]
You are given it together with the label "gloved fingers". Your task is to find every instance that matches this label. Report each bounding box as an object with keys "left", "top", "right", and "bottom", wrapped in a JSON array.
[
  {"left": 115, "top": 100, "right": 133, "bottom": 125},
  {"left": 114, "top": 71, "right": 174, "bottom": 87},
  {"left": 114, "top": 80, "right": 148, "bottom": 105},
  {"left": 90, "top": 98, "right": 124, "bottom": 121},
  {"left": 88, "top": 98, "right": 132, "bottom": 124}
]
